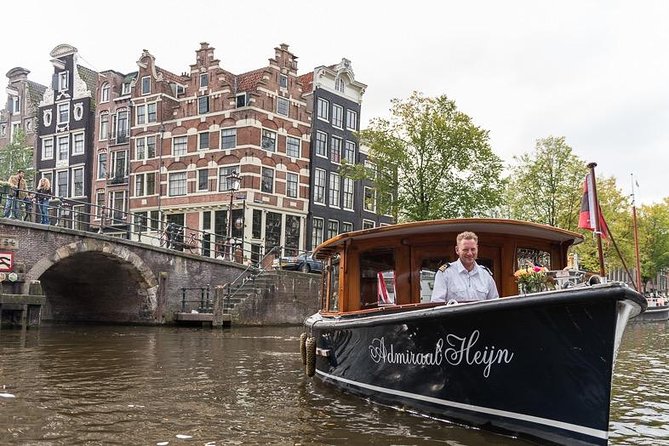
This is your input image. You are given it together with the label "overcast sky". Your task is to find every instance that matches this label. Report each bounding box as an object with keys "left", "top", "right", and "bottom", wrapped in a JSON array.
[{"left": 3, "top": 0, "right": 667, "bottom": 206}]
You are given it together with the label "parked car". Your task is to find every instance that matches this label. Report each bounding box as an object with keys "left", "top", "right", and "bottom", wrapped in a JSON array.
[{"left": 273, "top": 252, "right": 323, "bottom": 273}]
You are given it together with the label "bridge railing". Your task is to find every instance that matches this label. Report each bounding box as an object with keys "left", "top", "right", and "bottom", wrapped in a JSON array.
[
  {"left": 0, "top": 187, "right": 268, "bottom": 267},
  {"left": 179, "top": 287, "right": 212, "bottom": 313}
]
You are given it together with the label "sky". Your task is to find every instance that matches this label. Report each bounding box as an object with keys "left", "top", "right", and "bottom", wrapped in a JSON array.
[{"left": 2, "top": 0, "right": 667, "bottom": 206}]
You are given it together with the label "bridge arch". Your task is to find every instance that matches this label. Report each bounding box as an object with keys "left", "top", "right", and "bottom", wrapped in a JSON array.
[{"left": 26, "top": 239, "right": 159, "bottom": 323}]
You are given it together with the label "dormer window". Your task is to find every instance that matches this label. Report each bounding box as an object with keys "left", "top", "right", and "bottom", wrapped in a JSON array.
[
  {"left": 279, "top": 74, "right": 288, "bottom": 89},
  {"left": 236, "top": 93, "right": 247, "bottom": 108},
  {"left": 58, "top": 72, "right": 69, "bottom": 91},
  {"left": 100, "top": 84, "right": 110, "bottom": 102},
  {"left": 141, "top": 76, "right": 151, "bottom": 95},
  {"left": 121, "top": 83, "right": 131, "bottom": 95},
  {"left": 335, "top": 77, "right": 345, "bottom": 93},
  {"left": 199, "top": 73, "right": 209, "bottom": 88}
]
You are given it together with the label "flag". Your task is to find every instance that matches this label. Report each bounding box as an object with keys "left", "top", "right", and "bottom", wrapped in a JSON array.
[{"left": 578, "top": 173, "right": 609, "bottom": 238}]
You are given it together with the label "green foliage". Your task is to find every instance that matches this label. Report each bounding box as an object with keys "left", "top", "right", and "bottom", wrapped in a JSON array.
[
  {"left": 341, "top": 92, "right": 505, "bottom": 222},
  {"left": 0, "top": 129, "right": 34, "bottom": 187},
  {"left": 502, "top": 136, "right": 585, "bottom": 229},
  {"left": 636, "top": 200, "right": 669, "bottom": 288}
]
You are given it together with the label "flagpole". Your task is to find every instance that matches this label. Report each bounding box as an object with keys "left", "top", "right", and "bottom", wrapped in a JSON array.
[
  {"left": 631, "top": 173, "right": 642, "bottom": 292},
  {"left": 587, "top": 162, "right": 606, "bottom": 277}
]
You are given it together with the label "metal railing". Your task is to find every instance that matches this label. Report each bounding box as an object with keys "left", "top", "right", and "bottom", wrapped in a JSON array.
[
  {"left": 179, "top": 286, "right": 211, "bottom": 313},
  {"left": 0, "top": 186, "right": 275, "bottom": 267}
]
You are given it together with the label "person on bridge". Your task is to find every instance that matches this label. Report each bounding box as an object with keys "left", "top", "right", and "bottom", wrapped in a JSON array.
[
  {"left": 3, "top": 169, "right": 27, "bottom": 219},
  {"left": 36, "top": 177, "right": 52, "bottom": 224}
]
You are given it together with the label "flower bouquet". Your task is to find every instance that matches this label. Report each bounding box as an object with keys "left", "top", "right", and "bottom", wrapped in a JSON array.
[{"left": 514, "top": 265, "right": 551, "bottom": 294}]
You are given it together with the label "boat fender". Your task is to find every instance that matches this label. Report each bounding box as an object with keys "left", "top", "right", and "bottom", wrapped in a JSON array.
[
  {"left": 479, "top": 265, "right": 493, "bottom": 276},
  {"left": 438, "top": 263, "right": 450, "bottom": 272},
  {"left": 299, "top": 332, "right": 308, "bottom": 366},
  {"left": 305, "top": 336, "right": 317, "bottom": 377}
]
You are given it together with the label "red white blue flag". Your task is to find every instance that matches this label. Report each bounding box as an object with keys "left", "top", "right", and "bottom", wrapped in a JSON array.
[{"left": 578, "top": 173, "right": 609, "bottom": 238}]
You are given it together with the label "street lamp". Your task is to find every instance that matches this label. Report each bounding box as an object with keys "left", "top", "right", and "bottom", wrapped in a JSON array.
[
  {"left": 157, "top": 124, "right": 165, "bottom": 231},
  {"left": 226, "top": 170, "right": 242, "bottom": 259}
]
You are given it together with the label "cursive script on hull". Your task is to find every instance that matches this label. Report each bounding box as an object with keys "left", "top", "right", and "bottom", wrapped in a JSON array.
[{"left": 368, "top": 330, "right": 514, "bottom": 378}]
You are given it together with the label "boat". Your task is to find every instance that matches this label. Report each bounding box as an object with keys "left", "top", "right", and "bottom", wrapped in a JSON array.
[
  {"left": 300, "top": 218, "right": 647, "bottom": 446},
  {"left": 633, "top": 296, "right": 669, "bottom": 322}
]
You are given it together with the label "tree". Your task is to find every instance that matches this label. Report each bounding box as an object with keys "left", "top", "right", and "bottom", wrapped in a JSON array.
[
  {"left": 636, "top": 200, "right": 669, "bottom": 290},
  {"left": 0, "top": 129, "right": 34, "bottom": 187},
  {"left": 502, "top": 136, "right": 585, "bottom": 230},
  {"left": 342, "top": 92, "right": 504, "bottom": 221}
]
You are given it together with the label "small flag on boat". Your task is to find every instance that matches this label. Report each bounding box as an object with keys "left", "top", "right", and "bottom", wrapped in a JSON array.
[{"left": 578, "top": 173, "right": 609, "bottom": 238}]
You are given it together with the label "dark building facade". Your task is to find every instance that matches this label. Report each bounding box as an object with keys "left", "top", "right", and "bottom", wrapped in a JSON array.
[
  {"left": 35, "top": 44, "right": 98, "bottom": 229},
  {"left": 301, "top": 59, "right": 393, "bottom": 251}
]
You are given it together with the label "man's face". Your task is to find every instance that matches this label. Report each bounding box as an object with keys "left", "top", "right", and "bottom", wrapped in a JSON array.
[
  {"left": 456, "top": 238, "right": 478, "bottom": 269},
  {"left": 18, "top": 172, "right": 24, "bottom": 179}
]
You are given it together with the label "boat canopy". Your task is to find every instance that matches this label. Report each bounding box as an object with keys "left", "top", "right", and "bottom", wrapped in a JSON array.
[{"left": 313, "top": 218, "right": 584, "bottom": 314}]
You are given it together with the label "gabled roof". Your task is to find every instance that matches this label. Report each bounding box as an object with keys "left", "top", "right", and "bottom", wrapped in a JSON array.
[
  {"left": 298, "top": 72, "right": 313, "bottom": 93},
  {"left": 77, "top": 64, "right": 99, "bottom": 94},
  {"left": 235, "top": 68, "right": 266, "bottom": 92},
  {"left": 26, "top": 80, "right": 47, "bottom": 107}
]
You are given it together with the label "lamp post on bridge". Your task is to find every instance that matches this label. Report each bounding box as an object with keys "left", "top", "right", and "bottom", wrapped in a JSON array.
[{"left": 226, "top": 170, "right": 241, "bottom": 259}]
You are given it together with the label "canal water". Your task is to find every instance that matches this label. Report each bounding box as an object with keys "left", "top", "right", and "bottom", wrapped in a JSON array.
[{"left": 0, "top": 322, "right": 667, "bottom": 446}]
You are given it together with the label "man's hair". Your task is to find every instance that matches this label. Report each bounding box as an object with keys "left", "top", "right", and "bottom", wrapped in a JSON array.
[
  {"left": 17, "top": 169, "right": 24, "bottom": 174},
  {"left": 456, "top": 231, "right": 478, "bottom": 245}
]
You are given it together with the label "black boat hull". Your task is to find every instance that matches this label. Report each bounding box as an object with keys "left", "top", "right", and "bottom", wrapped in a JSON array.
[{"left": 304, "top": 283, "right": 645, "bottom": 445}]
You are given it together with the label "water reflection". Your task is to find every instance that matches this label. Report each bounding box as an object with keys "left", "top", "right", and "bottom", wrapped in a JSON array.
[{"left": 0, "top": 322, "right": 666, "bottom": 445}]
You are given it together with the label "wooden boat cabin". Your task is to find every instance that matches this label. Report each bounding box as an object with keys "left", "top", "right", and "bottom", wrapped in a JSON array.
[{"left": 313, "top": 218, "right": 584, "bottom": 315}]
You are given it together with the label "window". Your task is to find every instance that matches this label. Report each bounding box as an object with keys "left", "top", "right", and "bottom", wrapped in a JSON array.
[
  {"left": 364, "top": 186, "right": 376, "bottom": 212},
  {"left": 279, "top": 74, "right": 288, "bottom": 88},
  {"left": 252, "top": 209, "right": 262, "bottom": 239},
  {"left": 261, "top": 167, "right": 274, "bottom": 193},
  {"left": 221, "top": 128, "right": 236, "bottom": 149},
  {"left": 135, "top": 172, "right": 156, "bottom": 196},
  {"left": 317, "top": 98, "right": 329, "bottom": 121},
  {"left": 344, "top": 140, "right": 356, "bottom": 164},
  {"left": 136, "top": 105, "right": 146, "bottom": 125},
  {"left": 169, "top": 172, "right": 187, "bottom": 196},
  {"left": 111, "top": 150, "right": 127, "bottom": 179},
  {"left": 72, "top": 132, "right": 85, "bottom": 155},
  {"left": 330, "top": 136, "right": 342, "bottom": 163},
  {"left": 42, "top": 138, "right": 54, "bottom": 160},
  {"left": 101, "top": 84, "right": 110, "bottom": 103},
  {"left": 363, "top": 220, "right": 375, "bottom": 230},
  {"left": 141, "top": 76, "right": 151, "bottom": 95},
  {"left": 332, "top": 104, "right": 344, "bottom": 128},
  {"left": 72, "top": 167, "right": 84, "bottom": 197},
  {"left": 98, "top": 153, "right": 107, "bottom": 179},
  {"left": 277, "top": 98, "right": 289, "bottom": 116},
  {"left": 56, "top": 171, "right": 68, "bottom": 197},
  {"left": 315, "top": 131, "right": 327, "bottom": 157},
  {"left": 335, "top": 77, "right": 344, "bottom": 93},
  {"left": 57, "top": 103, "right": 69, "bottom": 124},
  {"left": 286, "top": 173, "right": 298, "bottom": 198},
  {"left": 57, "top": 135, "right": 69, "bottom": 161},
  {"left": 347, "top": 109, "right": 358, "bottom": 130},
  {"left": 218, "top": 165, "right": 240, "bottom": 191},
  {"left": 147, "top": 103, "right": 157, "bottom": 123},
  {"left": 100, "top": 113, "right": 109, "bottom": 140},
  {"left": 10, "top": 96, "right": 20, "bottom": 113},
  {"left": 121, "top": 83, "right": 131, "bottom": 95},
  {"left": 199, "top": 132, "right": 209, "bottom": 150},
  {"left": 328, "top": 220, "right": 339, "bottom": 239},
  {"left": 135, "top": 137, "right": 156, "bottom": 160},
  {"left": 261, "top": 129, "right": 276, "bottom": 152},
  {"left": 96, "top": 190, "right": 105, "bottom": 218},
  {"left": 236, "top": 93, "right": 247, "bottom": 108},
  {"left": 173, "top": 136, "right": 188, "bottom": 157},
  {"left": 117, "top": 110, "right": 129, "bottom": 143},
  {"left": 312, "top": 218, "right": 324, "bottom": 250},
  {"left": 342, "top": 222, "right": 353, "bottom": 233},
  {"left": 199, "top": 73, "right": 209, "bottom": 88},
  {"left": 110, "top": 191, "right": 126, "bottom": 222},
  {"left": 198, "top": 96, "right": 209, "bottom": 114},
  {"left": 58, "top": 72, "right": 68, "bottom": 91},
  {"left": 314, "top": 169, "right": 326, "bottom": 204},
  {"left": 329, "top": 172, "right": 340, "bottom": 207},
  {"left": 343, "top": 178, "right": 354, "bottom": 210},
  {"left": 198, "top": 169, "right": 209, "bottom": 191},
  {"left": 286, "top": 136, "right": 300, "bottom": 157}
]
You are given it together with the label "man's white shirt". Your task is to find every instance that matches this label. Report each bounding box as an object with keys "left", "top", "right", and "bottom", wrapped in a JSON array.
[{"left": 430, "top": 259, "right": 499, "bottom": 302}]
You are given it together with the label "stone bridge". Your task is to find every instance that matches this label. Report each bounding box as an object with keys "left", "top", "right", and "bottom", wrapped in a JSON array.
[{"left": 0, "top": 219, "right": 252, "bottom": 324}]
